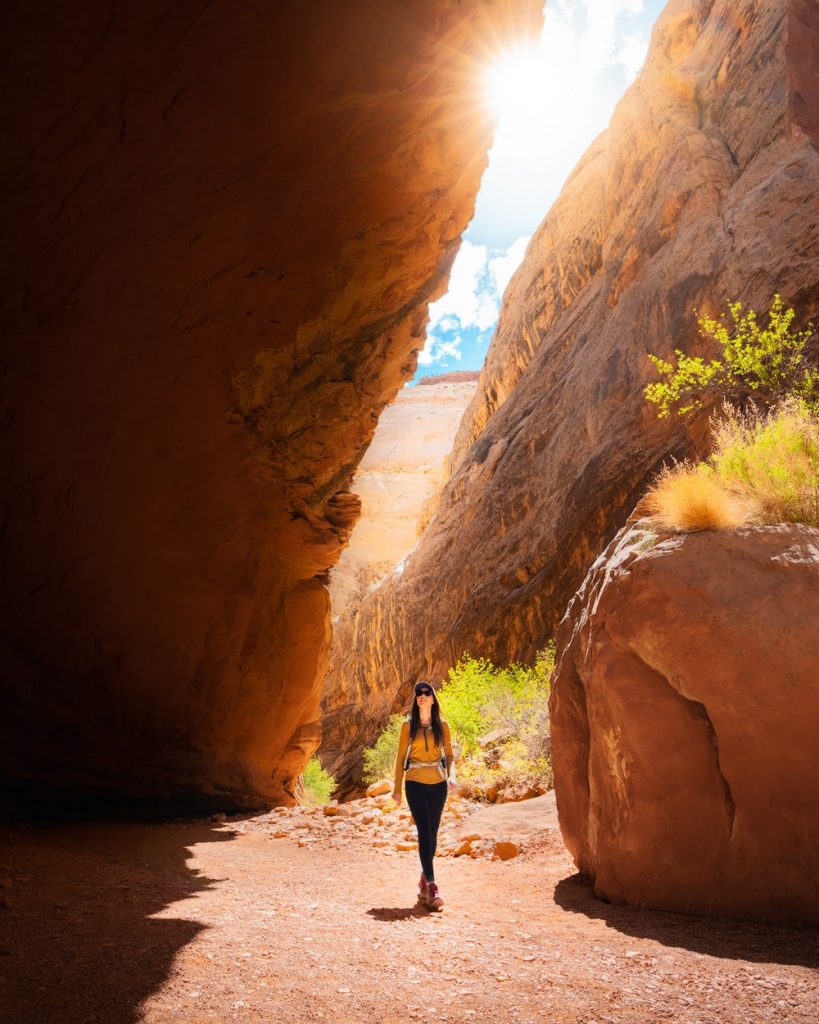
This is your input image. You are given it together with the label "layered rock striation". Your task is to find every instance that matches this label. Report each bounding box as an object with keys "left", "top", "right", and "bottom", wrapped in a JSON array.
[
  {"left": 0, "top": 1, "right": 541, "bottom": 811},
  {"left": 550, "top": 521, "right": 819, "bottom": 923},
  {"left": 324, "top": 0, "right": 819, "bottom": 786}
]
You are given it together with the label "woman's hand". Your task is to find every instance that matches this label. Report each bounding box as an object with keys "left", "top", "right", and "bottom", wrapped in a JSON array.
[{"left": 392, "top": 788, "right": 402, "bottom": 806}]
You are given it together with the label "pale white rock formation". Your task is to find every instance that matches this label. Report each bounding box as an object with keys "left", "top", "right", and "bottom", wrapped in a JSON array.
[{"left": 329, "top": 378, "right": 477, "bottom": 616}]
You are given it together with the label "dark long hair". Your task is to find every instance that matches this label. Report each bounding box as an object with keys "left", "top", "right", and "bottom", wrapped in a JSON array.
[{"left": 409, "top": 681, "right": 442, "bottom": 746}]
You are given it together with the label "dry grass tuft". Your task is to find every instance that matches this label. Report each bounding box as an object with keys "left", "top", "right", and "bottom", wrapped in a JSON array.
[
  {"left": 711, "top": 400, "right": 819, "bottom": 527},
  {"left": 643, "top": 463, "right": 750, "bottom": 532},
  {"left": 644, "top": 399, "right": 819, "bottom": 532}
]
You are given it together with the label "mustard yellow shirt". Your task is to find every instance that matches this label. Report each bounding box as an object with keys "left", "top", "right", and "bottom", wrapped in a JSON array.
[{"left": 393, "top": 719, "right": 454, "bottom": 790}]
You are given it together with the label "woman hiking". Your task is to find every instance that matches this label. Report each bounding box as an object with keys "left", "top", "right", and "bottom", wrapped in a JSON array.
[{"left": 392, "top": 680, "right": 455, "bottom": 910}]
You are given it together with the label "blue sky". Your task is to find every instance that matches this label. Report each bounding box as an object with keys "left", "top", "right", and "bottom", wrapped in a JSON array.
[{"left": 415, "top": 0, "right": 667, "bottom": 380}]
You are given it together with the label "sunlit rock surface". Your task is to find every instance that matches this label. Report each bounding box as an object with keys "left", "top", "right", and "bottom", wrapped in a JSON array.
[
  {"left": 550, "top": 521, "right": 819, "bottom": 923},
  {"left": 326, "top": 0, "right": 819, "bottom": 786},
  {"left": 0, "top": 0, "right": 542, "bottom": 811}
]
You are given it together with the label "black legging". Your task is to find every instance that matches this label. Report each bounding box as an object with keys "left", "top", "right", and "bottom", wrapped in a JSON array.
[{"left": 404, "top": 780, "right": 448, "bottom": 882}]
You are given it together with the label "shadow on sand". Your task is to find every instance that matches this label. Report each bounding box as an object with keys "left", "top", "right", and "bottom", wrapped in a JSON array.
[
  {"left": 367, "top": 904, "right": 433, "bottom": 922},
  {"left": 0, "top": 818, "right": 237, "bottom": 1024},
  {"left": 554, "top": 872, "right": 819, "bottom": 969}
]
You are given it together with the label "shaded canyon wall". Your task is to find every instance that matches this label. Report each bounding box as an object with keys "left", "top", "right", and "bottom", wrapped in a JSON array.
[
  {"left": 323, "top": 0, "right": 819, "bottom": 785},
  {"left": 0, "top": 0, "right": 542, "bottom": 810}
]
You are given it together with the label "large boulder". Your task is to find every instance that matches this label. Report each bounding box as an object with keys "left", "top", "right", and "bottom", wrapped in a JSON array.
[
  {"left": 323, "top": 0, "right": 819, "bottom": 787},
  {"left": 0, "top": 0, "right": 542, "bottom": 812},
  {"left": 550, "top": 521, "right": 819, "bottom": 923}
]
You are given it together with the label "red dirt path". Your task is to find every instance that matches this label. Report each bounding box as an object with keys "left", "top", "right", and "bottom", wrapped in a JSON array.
[{"left": 1, "top": 818, "right": 817, "bottom": 1023}]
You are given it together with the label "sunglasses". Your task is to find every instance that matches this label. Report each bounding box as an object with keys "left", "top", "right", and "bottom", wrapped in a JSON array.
[{"left": 415, "top": 688, "right": 433, "bottom": 697}]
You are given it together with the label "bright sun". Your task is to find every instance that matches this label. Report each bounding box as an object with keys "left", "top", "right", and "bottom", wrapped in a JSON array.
[{"left": 484, "top": 46, "right": 549, "bottom": 121}]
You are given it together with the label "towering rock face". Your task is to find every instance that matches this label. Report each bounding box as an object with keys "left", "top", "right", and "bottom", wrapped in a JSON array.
[
  {"left": 550, "top": 521, "right": 819, "bottom": 924},
  {"left": 0, "top": 1, "right": 542, "bottom": 810},
  {"left": 325, "top": 0, "right": 819, "bottom": 784}
]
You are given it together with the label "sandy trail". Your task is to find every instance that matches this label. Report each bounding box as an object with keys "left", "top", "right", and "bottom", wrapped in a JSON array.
[{"left": 1, "top": 814, "right": 817, "bottom": 1024}]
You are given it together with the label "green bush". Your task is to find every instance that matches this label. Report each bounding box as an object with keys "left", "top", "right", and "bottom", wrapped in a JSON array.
[
  {"left": 435, "top": 654, "right": 498, "bottom": 753},
  {"left": 361, "top": 713, "right": 405, "bottom": 786},
  {"left": 361, "top": 648, "right": 555, "bottom": 800},
  {"left": 301, "top": 757, "right": 337, "bottom": 806},
  {"left": 439, "top": 646, "right": 554, "bottom": 758},
  {"left": 441, "top": 646, "right": 554, "bottom": 799},
  {"left": 645, "top": 295, "right": 818, "bottom": 418}
]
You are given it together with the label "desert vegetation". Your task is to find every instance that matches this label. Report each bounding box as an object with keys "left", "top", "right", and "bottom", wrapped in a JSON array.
[
  {"left": 645, "top": 294, "right": 818, "bottom": 417},
  {"left": 644, "top": 297, "right": 819, "bottom": 531},
  {"left": 361, "top": 713, "right": 407, "bottom": 786},
  {"left": 362, "top": 646, "right": 554, "bottom": 802},
  {"left": 645, "top": 401, "right": 819, "bottom": 531},
  {"left": 301, "top": 756, "right": 337, "bottom": 806}
]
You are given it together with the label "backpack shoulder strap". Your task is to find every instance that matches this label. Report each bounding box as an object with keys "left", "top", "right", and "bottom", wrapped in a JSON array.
[{"left": 403, "top": 716, "right": 413, "bottom": 771}]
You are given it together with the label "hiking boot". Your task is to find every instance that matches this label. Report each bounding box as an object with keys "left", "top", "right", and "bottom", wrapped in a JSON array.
[
  {"left": 426, "top": 882, "right": 443, "bottom": 911},
  {"left": 418, "top": 873, "right": 428, "bottom": 902}
]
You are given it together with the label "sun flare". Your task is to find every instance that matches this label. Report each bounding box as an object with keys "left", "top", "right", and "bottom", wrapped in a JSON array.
[
  {"left": 484, "top": 46, "right": 548, "bottom": 120},
  {"left": 419, "top": 1, "right": 662, "bottom": 375}
]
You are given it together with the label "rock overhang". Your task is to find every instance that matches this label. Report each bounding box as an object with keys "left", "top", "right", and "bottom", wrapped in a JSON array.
[{"left": 0, "top": 0, "right": 543, "bottom": 814}]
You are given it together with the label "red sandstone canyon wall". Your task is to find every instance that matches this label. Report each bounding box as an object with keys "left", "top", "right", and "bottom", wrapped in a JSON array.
[
  {"left": 324, "top": 0, "right": 819, "bottom": 786},
  {"left": 0, "top": 0, "right": 542, "bottom": 810}
]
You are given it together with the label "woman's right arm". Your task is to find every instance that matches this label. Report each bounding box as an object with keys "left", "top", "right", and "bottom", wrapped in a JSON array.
[{"left": 392, "top": 720, "right": 409, "bottom": 805}]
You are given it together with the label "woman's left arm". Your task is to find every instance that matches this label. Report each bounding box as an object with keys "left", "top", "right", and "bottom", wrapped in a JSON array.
[{"left": 443, "top": 721, "right": 455, "bottom": 785}]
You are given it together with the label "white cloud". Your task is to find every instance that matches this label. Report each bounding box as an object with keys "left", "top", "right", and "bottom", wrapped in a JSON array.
[
  {"left": 615, "top": 31, "right": 650, "bottom": 82},
  {"left": 576, "top": 0, "right": 645, "bottom": 69},
  {"left": 417, "top": 333, "right": 463, "bottom": 367},
  {"left": 489, "top": 235, "right": 530, "bottom": 297},
  {"left": 437, "top": 337, "right": 464, "bottom": 361},
  {"left": 428, "top": 240, "right": 497, "bottom": 333},
  {"left": 418, "top": 235, "right": 531, "bottom": 367},
  {"left": 437, "top": 315, "right": 460, "bottom": 332}
]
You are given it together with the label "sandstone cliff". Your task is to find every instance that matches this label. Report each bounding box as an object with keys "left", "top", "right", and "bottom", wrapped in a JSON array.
[
  {"left": 550, "top": 520, "right": 819, "bottom": 924},
  {"left": 328, "top": 379, "right": 477, "bottom": 617},
  {"left": 417, "top": 371, "right": 481, "bottom": 387},
  {"left": 0, "top": 1, "right": 542, "bottom": 811},
  {"left": 324, "top": 0, "right": 819, "bottom": 786}
]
